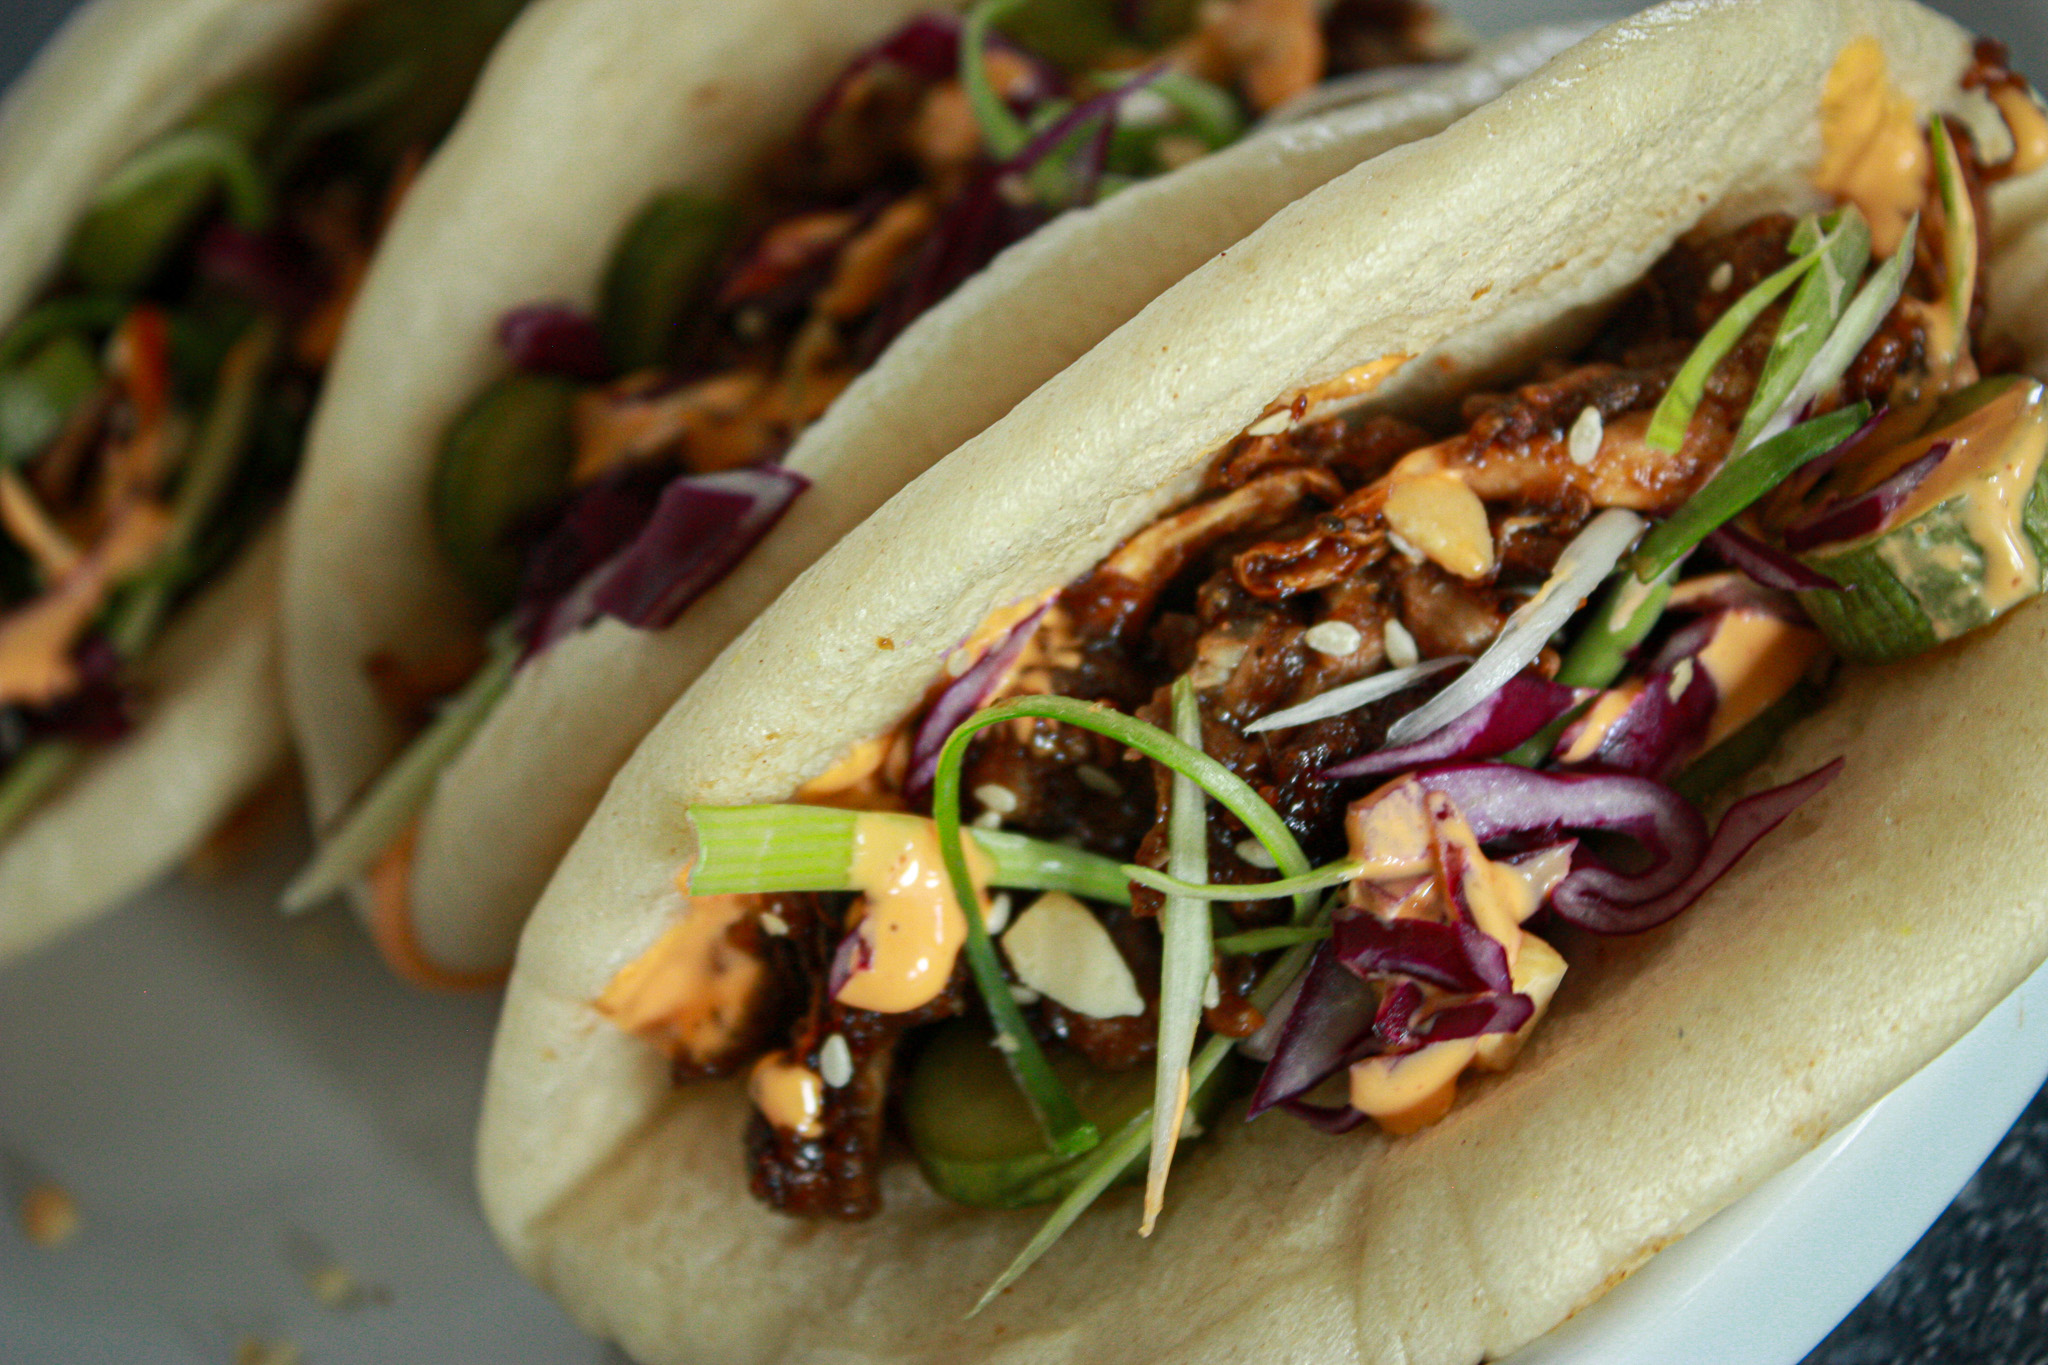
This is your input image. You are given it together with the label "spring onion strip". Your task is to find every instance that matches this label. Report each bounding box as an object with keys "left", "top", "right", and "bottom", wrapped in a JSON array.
[
  {"left": 1385, "top": 509, "right": 1643, "bottom": 748},
  {"left": 1143, "top": 677, "right": 1212, "bottom": 1236},
  {"left": 1499, "top": 695, "right": 1595, "bottom": 770},
  {"left": 962, "top": 0, "right": 1033, "bottom": 160},
  {"left": 1628, "top": 404, "right": 1871, "bottom": 584},
  {"left": 0, "top": 296, "right": 127, "bottom": 368},
  {"left": 1644, "top": 229, "right": 1824, "bottom": 453},
  {"left": 1143, "top": 69, "right": 1245, "bottom": 148},
  {"left": 1759, "top": 215, "right": 1917, "bottom": 450},
  {"left": 973, "top": 930, "right": 1324, "bottom": 1314},
  {"left": 678, "top": 806, "right": 1134, "bottom": 905},
  {"left": 281, "top": 630, "right": 519, "bottom": 915},
  {"left": 273, "top": 58, "right": 421, "bottom": 172},
  {"left": 0, "top": 742, "right": 79, "bottom": 842},
  {"left": 106, "top": 319, "right": 279, "bottom": 659},
  {"left": 1242, "top": 656, "right": 1465, "bottom": 735},
  {"left": 1124, "top": 860, "right": 1360, "bottom": 903},
  {"left": 1216, "top": 923, "right": 1333, "bottom": 955},
  {"left": 1731, "top": 208, "right": 1870, "bottom": 455},
  {"left": 1931, "top": 119, "right": 1977, "bottom": 357},
  {"left": 92, "top": 128, "right": 273, "bottom": 231}
]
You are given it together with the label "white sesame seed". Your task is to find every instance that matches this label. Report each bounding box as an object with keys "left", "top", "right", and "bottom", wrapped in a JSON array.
[
  {"left": 758, "top": 910, "right": 790, "bottom": 937},
  {"left": 992, "top": 1032, "right": 1021, "bottom": 1054},
  {"left": 974, "top": 783, "right": 1019, "bottom": 815},
  {"left": 1010, "top": 983, "right": 1041, "bottom": 1005},
  {"left": 1709, "top": 261, "right": 1734, "bottom": 293},
  {"left": 1236, "top": 839, "right": 1278, "bottom": 869},
  {"left": 1383, "top": 618, "right": 1420, "bottom": 669},
  {"left": 984, "top": 892, "right": 1013, "bottom": 936},
  {"left": 1244, "top": 409, "right": 1291, "bottom": 437},
  {"left": 1668, "top": 656, "right": 1696, "bottom": 702},
  {"left": 818, "top": 1033, "right": 854, "bottom": 1089},
  {"left": 1568, "top": 406, "right": 1604, "bottom": 467},
  {"left": 973, "top": 810, "right": 1004, "bottom": 830},
  {"left": 1203, "top": 971, "right": 1222, "bottom": 1010},
  {"left": 1303, "top": 620, "right": 1363, "bottom": 658},
  {"left": 1076, "top": 763, "right": 1122, "bottom": 796}
]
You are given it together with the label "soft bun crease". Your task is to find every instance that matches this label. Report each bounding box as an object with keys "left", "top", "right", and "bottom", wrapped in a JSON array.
[
  {"left": 479, "top": 1, "right": 2048, "bottom": 1361},
  {"left": 0, "top": 0, "right": 368, "bottom": 964}
]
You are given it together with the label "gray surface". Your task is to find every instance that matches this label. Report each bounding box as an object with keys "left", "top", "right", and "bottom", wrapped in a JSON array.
[{"left": 0, "top": 1, "right": 2044, "bottom": 1364}]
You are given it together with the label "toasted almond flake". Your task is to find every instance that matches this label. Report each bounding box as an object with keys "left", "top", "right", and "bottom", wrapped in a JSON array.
[
  {"left": 20, "top": 1183, "right": 78, "bottom": 1247},
  {"left": 974, "top": 783, "right": 1019, "bottom": 815},
  {"left": 1076, "top": 763, "right": 1122, "bottom": 796},
  {"left": 1568, "top": 406, "right": 1604, "bottom": 467},
  {"left": 1235, "top": 839, "right": 1278, "bottom": 869},
  {"left": 1388, "top": 530, "right": 1425, "bottom": 563},
  {"left": 1244, "top": 409, "right": 1291, "bottom": 437},
  {"left": 1668, "top": 657, "right": 1696, "bottom": 702},
  {"left": 758, "top": 910, "right": 790, "bottom": 937},
  {"left": 1384, "top": 618, "right": 1420, "bottom": 669},
  {"left": 818, "top": 1033, "right": 854, "bottom": 1089},
  {"left": 984, "top": 892, "right": 1013, "bottom": 936},
  {"left": 1002, "top": 891, "right": 1144, "bottom": 1019},
  {"left": 1303, "top": 620, "right": 1363, "bottom": 657},
  {"left": 1709, "top": 261, "right": 1735, "bottom": 293}
]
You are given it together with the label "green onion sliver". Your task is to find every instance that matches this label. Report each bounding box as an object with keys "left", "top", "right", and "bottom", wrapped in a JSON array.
[
  {"left": 281, "top": 629, "right": 519, "bottom": 914},
  {"left": 1644, "top": 232, "right": 1823, "bottom": 454},
  {"left": 1143, "top": 69, "right": 1245, "bottom": 149},
  {"left": 0, "top": 741, "right": 79, "bottom": 842},
  {"left": 0, "top": 296, "right": 127, "bottom": 369},
  {"left": 1628, "top": 402, "right": 1872, "bottom": 584},
  {"left": 962, "top": 0, "right": 1033, "bottom": 160},
  {"left": 1731, "top": 208, "right": 1870, "bottom": 454},
  {"left": 1557, "top": 563, "right": 1676, "bottom": 687},
  {"left": 972, "top": 930, "right": 1325, "bottom": 1314},
  {"left": 92, "top": 127, "right": 273, "bottom": 232},
  {"left": 1216, "top": 923, "right": 1331, "bottom": 955},
  {"left": 1123, "top": 859, "right": 1359, "bottom": 903},
  {"left": 680, "top": 805, "right": 1133, "bottom": 905},
  {"left": 106, "top": 319, "right": 280, "bottom": 658},
  {"left": 1142, "top": 677, "right": 1212, "bottom": 1236},
  {"left": 1931, "top": 119, "right": 1978, "bottom": 348},
  {"left": 1764, "top": 215, "right": 1917, "bottom": 449}
]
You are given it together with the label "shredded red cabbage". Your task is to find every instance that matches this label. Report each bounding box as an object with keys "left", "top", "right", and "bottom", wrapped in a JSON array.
[
  {"left": 1323, "top": 674, "right": 1590, "bottom": 780},
  {"left": 197, "top": 221, "right": 322, "bottom": 317},
  {"left": 1246, "top": 943, "right": 1379, "bottom": 1117},
  {"left": 1276, "top": 1098, "right": 1371, "bottom": 1132},
  {"left": 799, "top": 14, "right": 964, "bottom": 138},
  {"left": 1553, "top": 654, "right": 1717, "bottom": 783},
  {"left": 520, "top": 467, "right": 807, "bottom": 653},
  {"left": 499, "top": 303, "right": 611, "bottom": 381},
  {"left": 1781, "top": 441, "right": 1950, "bottom": 552},
  {"left": 1332, "top": 912, "right": 1502, "bottom": 995},
  {"left": 1705, "top": 525, "right": 1840, "bottom": 591},
  {"left": 906, "top": 600, "right": 1051, "bottom": 797}
]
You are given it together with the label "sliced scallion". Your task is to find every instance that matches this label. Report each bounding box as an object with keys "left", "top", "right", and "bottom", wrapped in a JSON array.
[
  {"left": 1215, "top": 923, "right": 1331, "bottom": 955},
  {"left": 280, "top": 628, "right": 519, "bottom": 915},
  {"left": 90, "top": 128, "right": 273, "bottom": 232},
  {"left": 1762, "top": 215, "right": 1916, "bottom": 449},
  {"left": 1141, "top": 677, "right": 1212, "bottom": 1236},
  {"left": 1123, "top": 860, "right": 1360, "bottom": 903},
  {"left": 1644, "top": 229, "right": 1824, "bottom": 453},
  {"left": 0, "top": 742, "right": 79, "bottom": 841},
  {"left": 1627, "top": 403, "right": 1871, "bottom": 584},
  {"left": 962, "top": 0, "right": 1033, "bottom": 160},
  {"left": 1731, "top": 208, "right": 1870, "bottom": 455},
  {"left": 1242, "top": 656, "right": 1464, "bottom": 735},
  {"left": 679, "top": 804, "right": 1133, "bottom": 904},
  {"left": 1930, "top": 118, "right": 1977, "bottom": 357}
]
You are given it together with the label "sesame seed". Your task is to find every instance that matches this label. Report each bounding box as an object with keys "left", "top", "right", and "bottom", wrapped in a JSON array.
[
  {"left": 992, "top": 1032, "right": 1021, "bottom": 1054},
  {"left": 1010, "top": 983, "right": 1041, "bottom": 1005},
  {"left": 818, "top": 1033, "right": 854, "bottom": 1089},
  {"left": 973, "top": 810, "right": 1003, "bottom": 830},
  {"left": 1568, "top": 406, "right": 1604, "bottom": 467},
  {"left": 758, "top": 910, "right": 790, "bottom": 937},
  {"left": 1384, "top": 618, "right": 1420, "bottom": 669},
  {"left": 1709, "top": 261, "right": 1734, "bottom": 292},
  {"left": 1203, "top": 971, "right": 1222, "bottom": 1010},
  {"left": 984, "top": 893, "right": 1013, "bottom": 936},
  {"left": 974, "top": 783, "right": 1019, "bottom": 815},
  {"left": 1303, "top": 620, "right": 1363, "bottom": 657},
  {"left": 1244, "top": 409, "right": 1292, "bottom": 437},
  {"left": 1668, "top": 657, "right": 1696, "bottom": 702},
  {"left": 1236, "top": 839, "right": 1278, "bottom": 869},
  {"left": 1076, "top": 763, "right": 1122, "bottom": 795}
]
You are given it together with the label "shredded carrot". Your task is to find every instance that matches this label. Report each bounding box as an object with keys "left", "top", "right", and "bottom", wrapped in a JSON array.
[
  {"left": 367, "top": 824, "right": 509, "bottom": 993},
  {"left": 0, "top": 500, "right": 170, "bottom": 706},
  {"left": 0, "top": 471, "right": 82, "bottom": 580}
]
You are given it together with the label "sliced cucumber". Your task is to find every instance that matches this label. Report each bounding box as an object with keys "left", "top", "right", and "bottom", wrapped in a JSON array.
[
  {"left": 0, "top": 333, "right": 101, "bottom": 465},
  {"left": 600, "top": 191, "right": 737, "bottom": 373},
  {"left": 432, "top": 374, "right": 577, "bottom": 610},
  {"left": 1797, "top": 381, "right": 2048, "bottom": 661},
  {"left": 905, "top": 1018, "right": 1233, "bottom": 1210}
]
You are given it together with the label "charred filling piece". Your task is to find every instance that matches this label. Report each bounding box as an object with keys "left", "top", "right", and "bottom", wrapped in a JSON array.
[
  {"left": 291, "top": 0, "right": 1473, "bottom": 962},
  {"left": 607, "top": 32, "right": 2045, "bottom": 1271},
  {"left": 0, "top": 0, "right": 529, "bottom": 836}
]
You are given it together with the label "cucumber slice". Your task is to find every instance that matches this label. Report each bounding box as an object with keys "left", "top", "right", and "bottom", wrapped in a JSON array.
[
  {"left": 600, "top": 191, "right": 737, "bottom": 373},
  {"left": 0, "top": 333, "right": 101, "bottom": 465},
  {"left": 1797, "top": 381, "right": 2048, "bottom": 661},
  {"left": 431, "top": 374, "right": 577, "bottom": 610},
  {"left": 905, "top": 1018, "right": 1233, "bottom": 1210}
]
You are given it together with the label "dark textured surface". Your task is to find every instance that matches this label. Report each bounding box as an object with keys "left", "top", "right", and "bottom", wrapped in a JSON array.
[{"left": 1802, "top": 1080, "right": 2048, "bottom": 1365}]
